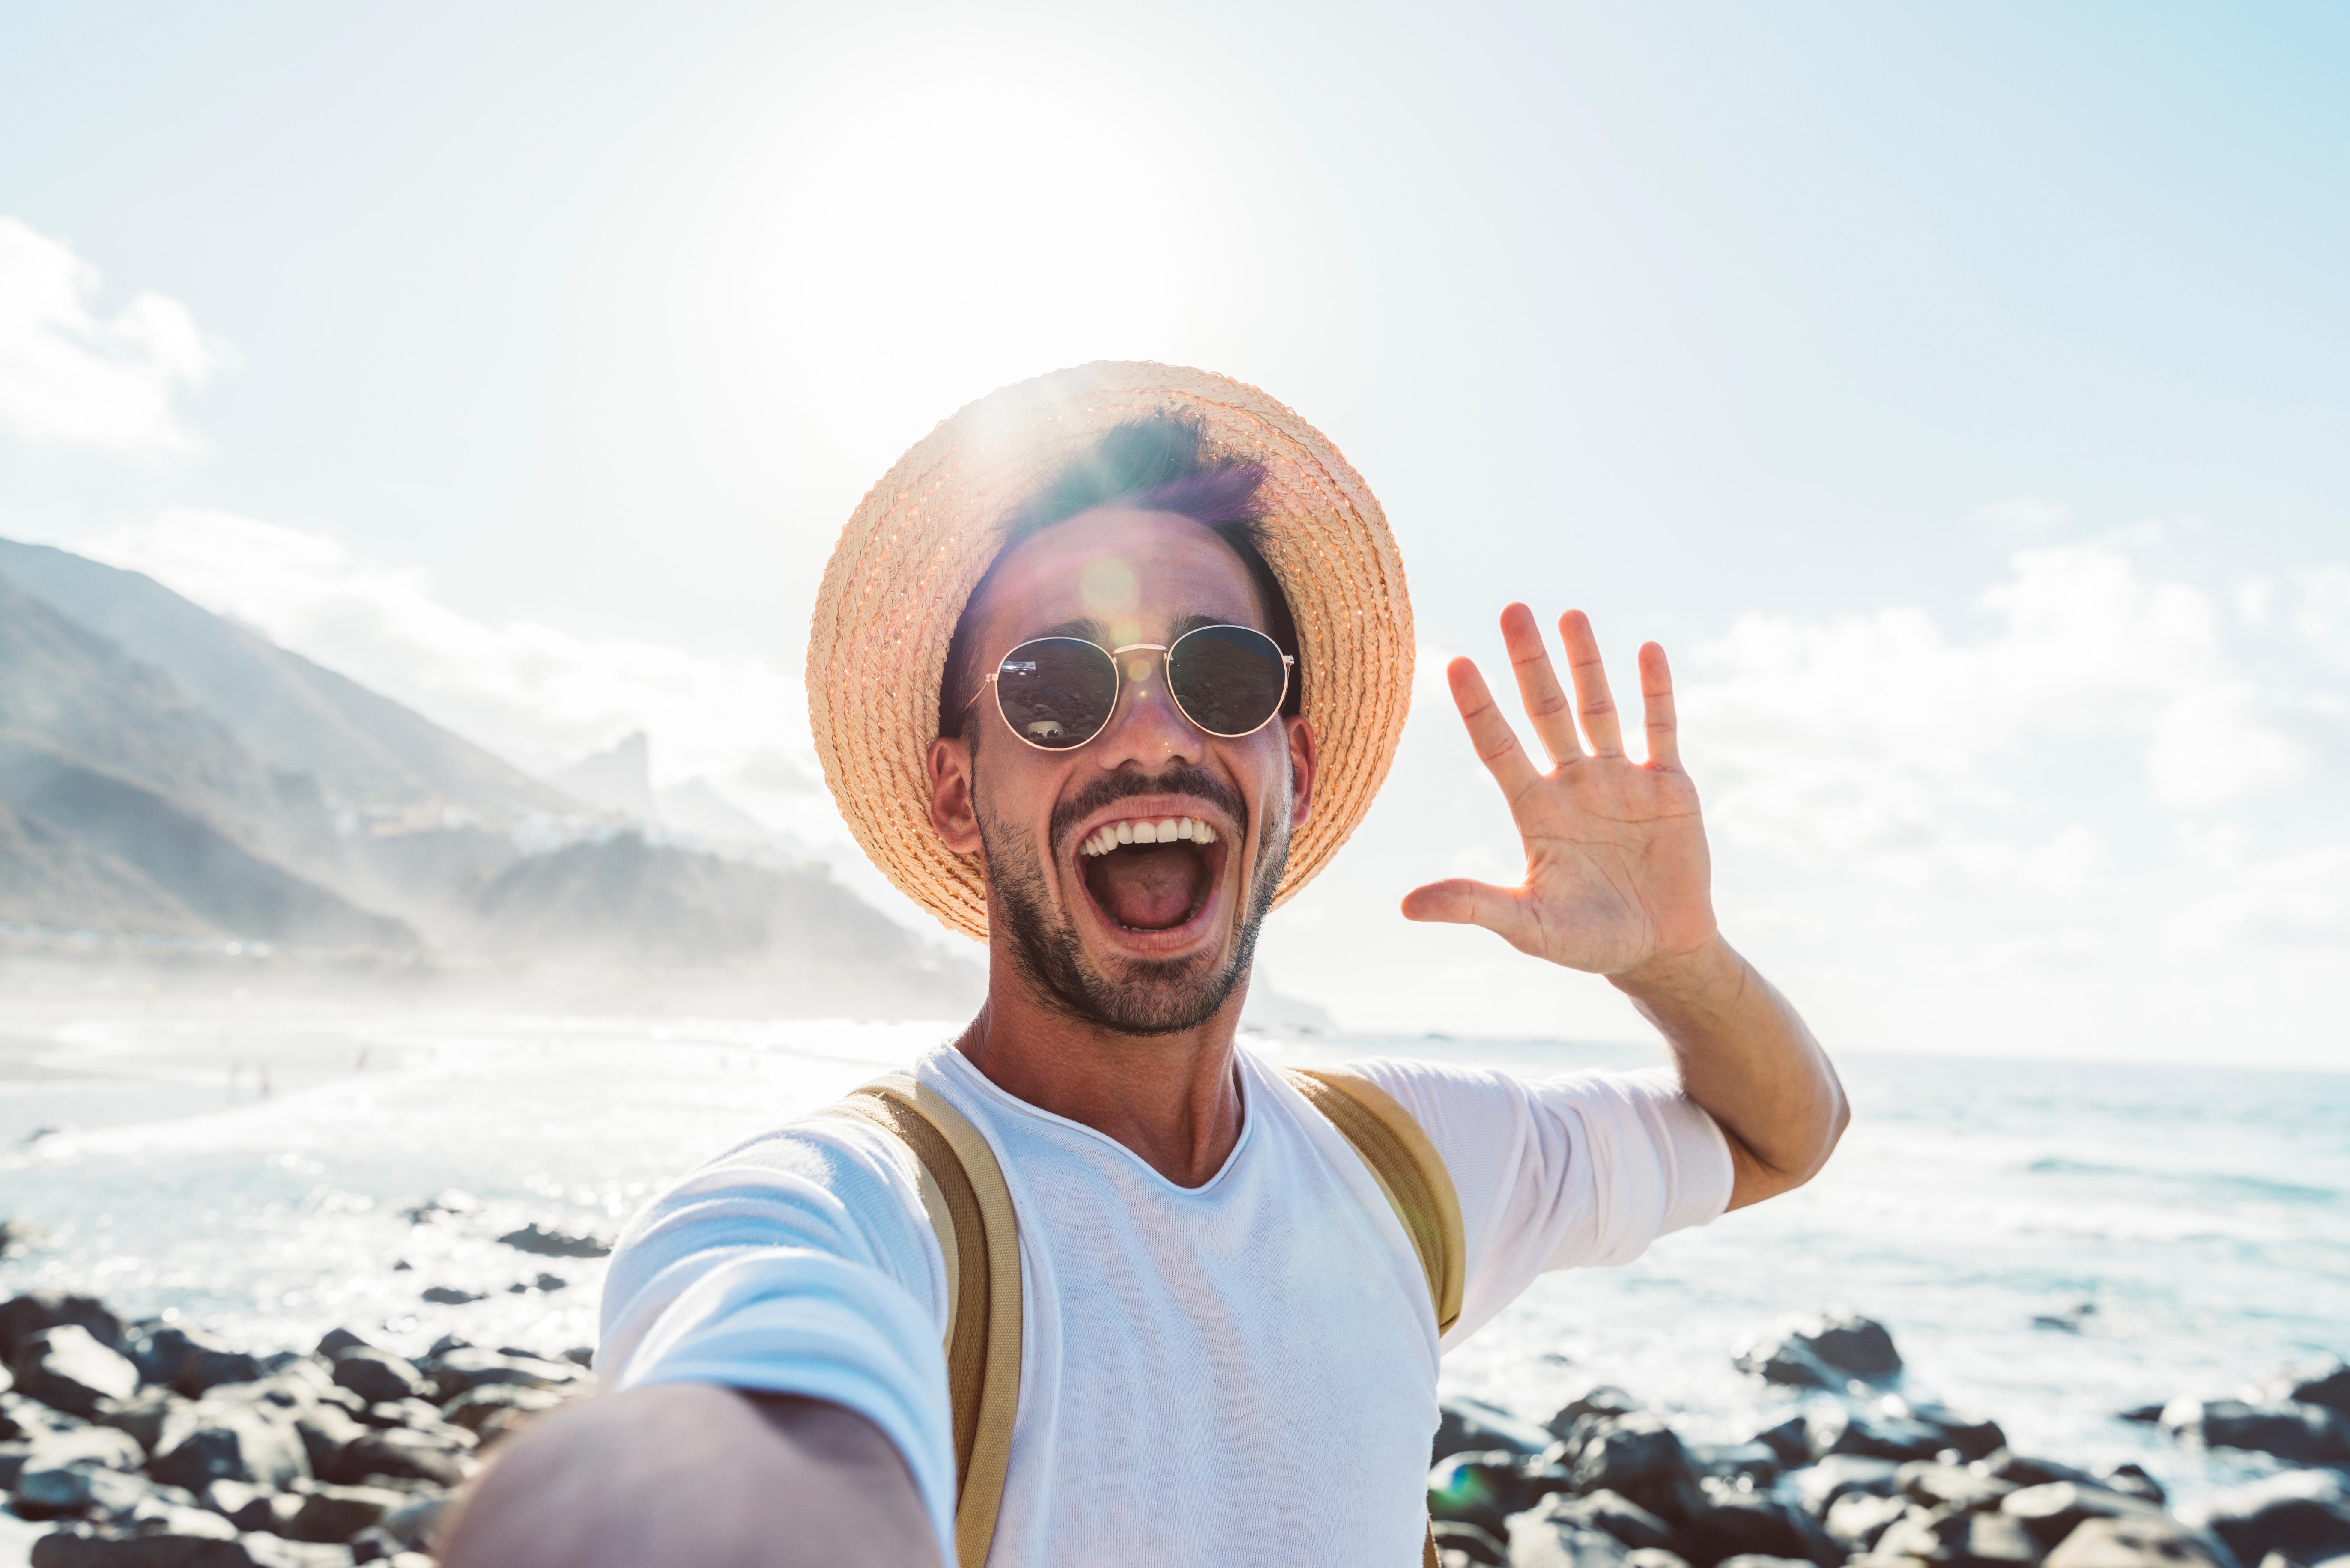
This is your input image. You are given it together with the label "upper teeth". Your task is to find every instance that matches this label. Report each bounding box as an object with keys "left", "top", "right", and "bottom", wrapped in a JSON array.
[{"left": 1079, "top": 817, "right": 1218, "bottom": 856}]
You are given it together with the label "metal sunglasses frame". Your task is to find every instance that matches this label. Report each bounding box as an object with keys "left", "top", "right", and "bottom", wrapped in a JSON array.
[{"left": 961, "top": 624, "right": 1296, "bottom": 751}]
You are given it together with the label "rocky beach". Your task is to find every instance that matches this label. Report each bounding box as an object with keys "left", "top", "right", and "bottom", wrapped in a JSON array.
[
  {"left": 2, "top": 1008, "right": 2344, "bottom": 1567},
  {"left": 1424, "top": 1312, "right": 2350, "bottom": 1568},
  {"left": 5, "top": 1290, "right": 2350, "bottom": 1568}
]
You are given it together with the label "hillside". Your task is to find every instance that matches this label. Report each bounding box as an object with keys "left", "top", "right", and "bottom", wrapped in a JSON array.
[
  {"left": 0, "top": 537, "right": 570, "bottom": 818},
  {"left": 0, "top": 797, "right": 209, "bottom": 935},
  {"left": 0, "top": 576, "right": 424, "bottom": 949},
  {"left": 0, "top": 574, "right": 269, "bottom": 823},
  {"left": 0, "top": 537, "right": 981, "bottom": 1011}
]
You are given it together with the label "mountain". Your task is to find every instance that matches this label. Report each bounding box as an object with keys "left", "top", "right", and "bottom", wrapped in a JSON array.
[
  {"left": 0, "top": 538, "right": 569, "bottom": 819},
  {"left": 0, "top": 748, "right": 415, "bottom": 950},
  {"left": 547, "top": 731, "right": 654, "bottom": 819},
  {"left": 0, "top": 536, "right": 981, "bottom": 1013},
  {"left": 0, "top": 573, "right": 268, "bottom": 824},
  {"left": 654, "top": 778, "right": 772, "bottom": 843},
  {"left": 0, "top": 797, "right": 208, "bottom": 935},
  {"left": 0, "top": 574, "right": 421, "bottom": 949},
  {"left": 545, "top": 730, "right": 779, "bottom": 845}
]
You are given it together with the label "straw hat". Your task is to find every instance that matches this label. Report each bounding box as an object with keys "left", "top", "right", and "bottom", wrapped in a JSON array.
[{"left": 806, "top": 361, "right": 1412, "bottom": 940}]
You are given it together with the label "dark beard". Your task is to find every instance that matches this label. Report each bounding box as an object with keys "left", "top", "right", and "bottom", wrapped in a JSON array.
[{"left": 978, "top": 764, "right": 1289, "bottom": 1036}]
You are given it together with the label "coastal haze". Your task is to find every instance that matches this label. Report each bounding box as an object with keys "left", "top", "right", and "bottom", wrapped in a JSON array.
[{"left": 0, "top": 6, "right": 2346, "bottom": 1568}]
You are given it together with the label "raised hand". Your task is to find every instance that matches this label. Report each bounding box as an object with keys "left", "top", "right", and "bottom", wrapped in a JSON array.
[{"left": 1401, "top": 605, "right": 1717, "bottom": 979}]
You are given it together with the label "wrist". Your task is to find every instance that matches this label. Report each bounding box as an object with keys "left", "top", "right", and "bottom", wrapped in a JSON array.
[{"left": 1606, "top": 931, "right": 1738, "bottom": 1007}]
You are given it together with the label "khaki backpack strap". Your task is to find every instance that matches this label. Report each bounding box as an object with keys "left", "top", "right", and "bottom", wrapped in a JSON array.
[
  {"left": 1284, "top": 1067, "right": 1462, "bottom": 1568},
  {"left": 1283, "top": 1067, "right": 1466, "bottom": 1335},
  {"left": 823, "top": 1074, "right": 1024, "bottom": 1568}
]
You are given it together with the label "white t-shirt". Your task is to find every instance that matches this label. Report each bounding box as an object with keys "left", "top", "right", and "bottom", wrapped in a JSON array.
[{"left": 598, "top": 1046, "right": 1732, "bottom": 1568}]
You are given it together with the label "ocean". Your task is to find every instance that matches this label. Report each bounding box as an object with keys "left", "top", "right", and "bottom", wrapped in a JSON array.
[{"left": 3, "top": 1002, "right": 2344, "bottom": 1508}]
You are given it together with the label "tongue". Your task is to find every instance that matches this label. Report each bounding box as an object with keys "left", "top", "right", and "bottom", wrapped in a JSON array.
[{"left": 1093, "top": 844, "right": 1203, "bottom": 931}]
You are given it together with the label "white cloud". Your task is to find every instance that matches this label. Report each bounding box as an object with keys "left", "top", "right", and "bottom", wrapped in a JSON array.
[
  {"left": 86, "top": 509, "right": 841, "bottom": 846},
  {"left": 2290, "top": 563, "right": 2350, "bottom": 670},
  {"left": 1679, "top": 539, "right": 2314, "bottom": 876},
  {"left": 0, "top": 216, "right": 230, "bottom": 455},
  {"left": 1615, "top": 531, "right": 2350, "bottom": 1063}
]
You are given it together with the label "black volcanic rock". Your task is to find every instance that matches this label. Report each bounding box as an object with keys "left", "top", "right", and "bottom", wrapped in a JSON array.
[
  {"left": 1682, "top": 1478, "right": 1842, "bottom": 1568},
  {"left": 2003, "top": 1482, "right": 2168, "bottom": 1549},
  {"left": 2161, "top": 1398, "right": 2350, "bottom": 1465},
  {"left": 496, "top": 1223, "right": 611, "bottom": 1260},
  {"left": 2273, "top": 1357, "right": 2350, "bottom": 1416},
  {"left": 1536, "top": 1490, "right": 1678, "bottom": 1551},
  {"left": 1804, "top": 1406, "right": 1948, "bottom": 1464},
  {"left": 1, "top": 1293, "right": 127, "bottom": 1361},
  {"left": 149, "top": 1398, "right": 310, "bottom": 1493},
  {"left": 2043, "top": 1516, "right": 2228, "bottom": 1568},
  {"left": 328, "top": 1350, "right": 424, "bottom": 1407},
  {"left": 1734, "top": 1313, "right": 1902, "bottom": 1389},
  {"left": 1566, "top": 1413, "right": 1705, "bottom": 1523},
  {"left": 14, "top": 1325, "right": 140, "bottom": 1417},
  {"left": 1438, "top": 1401, "right": 1551, "bottom": 1457},
  {"left": 2185, "top": 1470, "right": 2350, "bottom": 1568}
]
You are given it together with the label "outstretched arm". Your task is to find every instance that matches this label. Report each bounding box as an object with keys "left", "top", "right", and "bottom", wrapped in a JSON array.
[
  {"left": 1403, "top": 604, "right": 1847, "bottom": 1209},
  {"left": 438, "top": 1385, "right": 939, "bottom": 1568}
]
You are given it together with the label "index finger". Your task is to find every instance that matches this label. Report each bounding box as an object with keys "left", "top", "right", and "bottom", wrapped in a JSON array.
[{"left": 1446, "top": 656, "right": 1543, "bottom": 808}]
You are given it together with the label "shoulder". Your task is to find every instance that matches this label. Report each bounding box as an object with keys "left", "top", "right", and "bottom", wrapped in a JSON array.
[{"left": 610, "top": 1090, "right": 938, "bottom": 1279}]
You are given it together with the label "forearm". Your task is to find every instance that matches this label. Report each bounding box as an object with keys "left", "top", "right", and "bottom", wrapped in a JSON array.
[
  {"left": 438, "top": 1384, "right": 941, "bottom": 1568},
  {"left": 1611, "top": 934, "right": 1847, "bottom": 1209}
]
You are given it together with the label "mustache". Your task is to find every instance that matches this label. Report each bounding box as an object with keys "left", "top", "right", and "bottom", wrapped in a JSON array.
[{"left": 1049, "top": 765, "right": 1247, "bottom": 853}]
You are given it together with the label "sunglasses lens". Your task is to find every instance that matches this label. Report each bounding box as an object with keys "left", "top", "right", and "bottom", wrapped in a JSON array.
[
  {"left": 1168, "top": 626, "right": 1290, "bottom": 736},
  {"left": 995, "top": 638, "right": 1118, "bottom": 748}
]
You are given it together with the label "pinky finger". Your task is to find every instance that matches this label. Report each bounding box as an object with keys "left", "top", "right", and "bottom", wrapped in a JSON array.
[{"left": 1639, "top": 642, "right": 1681, "bottom": 769}]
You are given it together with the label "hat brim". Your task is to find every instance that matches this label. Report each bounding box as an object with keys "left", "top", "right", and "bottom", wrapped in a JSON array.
[{"left": 806, "top": 361, "right": 1413, "bottom": 940}]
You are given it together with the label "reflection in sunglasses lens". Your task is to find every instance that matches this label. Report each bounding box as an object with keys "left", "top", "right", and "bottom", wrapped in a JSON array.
[
  {"left": 1169, "top": 626, "right": 1288, "bottom": 736},
  {"left": 996, "top": 638, "right": 1118, "bottom": 748}
]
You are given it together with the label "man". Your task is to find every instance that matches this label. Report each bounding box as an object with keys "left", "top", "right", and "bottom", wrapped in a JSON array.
[{"left": 441, "top": 363, "right": 1846, "bottom": 1568}]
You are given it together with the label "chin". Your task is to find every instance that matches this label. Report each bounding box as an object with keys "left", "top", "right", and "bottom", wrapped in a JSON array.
[{"left": 985, "top": 798, "right": 1285, "bottom": 1037}]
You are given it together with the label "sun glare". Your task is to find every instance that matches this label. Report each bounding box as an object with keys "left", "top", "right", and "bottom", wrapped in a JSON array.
[{"left": 754, "top": 71, "right": 1201, "bottom": 455}]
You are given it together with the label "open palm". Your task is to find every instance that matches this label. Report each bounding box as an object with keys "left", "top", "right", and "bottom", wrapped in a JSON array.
[{"left": 1402, "top": 605, "right": 1717, "bottom": 978}]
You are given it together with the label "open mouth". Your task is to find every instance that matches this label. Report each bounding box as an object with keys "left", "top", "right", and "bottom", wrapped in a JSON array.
[{"left": 1077, "top": 815, "right": 1224, "bottom": 934}]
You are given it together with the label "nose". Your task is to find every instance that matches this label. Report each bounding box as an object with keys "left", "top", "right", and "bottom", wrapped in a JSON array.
[{"left": 1090, "top": 650, "right": 1200, "bottom": 771}]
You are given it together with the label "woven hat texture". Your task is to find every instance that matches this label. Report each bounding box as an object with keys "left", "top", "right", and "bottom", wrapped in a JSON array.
[{"left": 806, "top": 361, "right": 1413, "bottom": 940}]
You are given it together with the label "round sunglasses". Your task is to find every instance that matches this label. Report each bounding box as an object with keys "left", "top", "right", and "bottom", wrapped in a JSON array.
[{"left": 963, "top": 624, "right": 1295, "bottom": 751}]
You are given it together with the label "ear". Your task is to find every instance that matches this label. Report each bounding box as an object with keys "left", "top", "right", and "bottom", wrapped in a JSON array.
[
  {"left": 1283, "top": 715, "right": 1318, "bottom": 829},
  {"left": 927, "top": 734, "right": 984, "bottom": 854}
]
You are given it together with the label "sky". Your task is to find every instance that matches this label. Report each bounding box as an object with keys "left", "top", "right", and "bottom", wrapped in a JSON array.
[{"left": 0, "top": 2, "right": 2344, "bottom": 1067}]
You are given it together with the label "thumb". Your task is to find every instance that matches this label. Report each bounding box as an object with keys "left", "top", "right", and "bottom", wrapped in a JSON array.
[{"left": 1400, "top": 878, "right": 1526, "bottom": 939}]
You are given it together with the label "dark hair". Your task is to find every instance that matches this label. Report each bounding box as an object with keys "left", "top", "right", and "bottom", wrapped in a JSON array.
[{"left": 938, "top": 414, "right": 1303, "bottom": 737}]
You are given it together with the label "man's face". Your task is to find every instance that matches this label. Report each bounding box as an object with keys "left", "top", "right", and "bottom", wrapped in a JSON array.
[{"left": 927, "top": 507, "right": 1317, "bottom": 1035}]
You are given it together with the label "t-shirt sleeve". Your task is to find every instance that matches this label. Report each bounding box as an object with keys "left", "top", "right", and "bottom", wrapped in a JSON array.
[
  {"left": 1342, "top": 1059, "right": 1735, "bottom": 1347},
  {"left": 596, "top": 1117, "right": 959, "bottom": 1564}
]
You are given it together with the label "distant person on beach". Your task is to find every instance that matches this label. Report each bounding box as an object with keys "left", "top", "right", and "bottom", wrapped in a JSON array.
[{"left": 442, "top": 364, "right": 1848, "bottom": 1568}]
